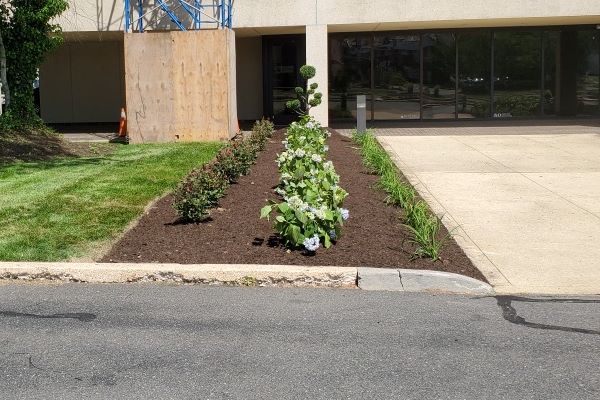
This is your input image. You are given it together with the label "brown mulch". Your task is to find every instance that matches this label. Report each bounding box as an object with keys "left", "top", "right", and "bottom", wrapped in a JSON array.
[{"left": 101, "top": 130, "right": 486, "bottom": 281}]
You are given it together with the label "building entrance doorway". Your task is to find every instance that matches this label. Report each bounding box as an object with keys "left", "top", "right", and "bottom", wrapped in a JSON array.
[{"left": 263, "top": 35, "right": 306, "bottom": 125}]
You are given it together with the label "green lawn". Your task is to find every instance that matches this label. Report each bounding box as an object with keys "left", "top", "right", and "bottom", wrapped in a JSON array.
[{"left": 0, "top": 142, "right": 221, "bottom": 261}]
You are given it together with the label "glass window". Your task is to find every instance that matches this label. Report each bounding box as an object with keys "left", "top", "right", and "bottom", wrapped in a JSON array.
[
  {"left": 576, "top": 30, "right": 600, "bottom": 116},
  {"left": 457, "top": 32, "right": 491, "bottom": 118},
  {"left": 422, "top": 33, "right": 456, "bottom": 119},
  {"left": 329, "top": 35, "right": 372, "bottom": 121},
  {"left": 373, "top": 34, "right": 421, "bottom": 120},
  {"left": 543, "top": 31, "right": 559, "bottom": 116},
  {"left": 493, "top": 31, "right": 542, "bottom": 118}
]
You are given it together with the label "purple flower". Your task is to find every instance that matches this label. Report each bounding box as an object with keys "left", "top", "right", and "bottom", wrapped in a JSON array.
[{"left": 303, "top": 235, "right": 320, "bottom": 252}]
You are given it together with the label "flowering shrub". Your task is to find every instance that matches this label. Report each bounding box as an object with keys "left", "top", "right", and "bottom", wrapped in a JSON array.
[
  {"left": 172, "top": 163, "right": 228, "bottom": 222},
  {"left": 261, "top": 116, "right": 349, "bottom": 252},
  {"left": 214, "top": 139, "right": 255, "bottom": 183},
  {"left": 173, "top": 119, "right": 274, "bottom": 222}
]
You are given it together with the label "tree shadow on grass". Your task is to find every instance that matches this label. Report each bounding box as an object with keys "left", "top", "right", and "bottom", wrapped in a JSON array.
[{"left": 0, "top": 131, "right": 120, "bottom": 166}]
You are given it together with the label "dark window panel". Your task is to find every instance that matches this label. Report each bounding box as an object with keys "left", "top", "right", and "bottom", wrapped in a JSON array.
[
  {"left": 422, "top": 33, "right": 456, "bottom": 119},
  {"left": 373, "top": 34, "right": 421, "bottom": 120},
  {"left": 329, "top": 35, "right": 372, "bottom": 121},
  {"left": 457, "top": 32, "right": 492, "bottom": 119},
  {"left": 493, "top": 31, "right": 542, "bottom": 118}
]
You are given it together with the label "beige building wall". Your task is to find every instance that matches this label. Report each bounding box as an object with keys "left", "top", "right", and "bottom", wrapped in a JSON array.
[
  {"left": 40, "top": 37, "right": 125, "bottom": 123},
  {"left": 62, "top": 1, "right": 600, "bottom": 32},
  {"left": 50, "top": 1, "right": 600, "bottom": 126},
  {"left": 235, "top": 36, "right": 263, "bottom": 121},
  {"left": 306, "top": 25, "right": 328, "bottom": 127}
]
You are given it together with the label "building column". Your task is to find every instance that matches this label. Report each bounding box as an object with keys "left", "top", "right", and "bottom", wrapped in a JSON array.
[{"left": 305, "top": 24, "right": 329, "bottom": 127}]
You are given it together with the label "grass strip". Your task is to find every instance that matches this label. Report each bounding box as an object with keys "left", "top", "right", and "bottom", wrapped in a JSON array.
[{"left": 0, "top": 142, "right": 221, "bottom": 261}]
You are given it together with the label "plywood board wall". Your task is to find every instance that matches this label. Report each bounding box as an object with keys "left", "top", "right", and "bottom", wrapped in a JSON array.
[{"left": 124, "top": 30, "right": 237, "bottom": 143}]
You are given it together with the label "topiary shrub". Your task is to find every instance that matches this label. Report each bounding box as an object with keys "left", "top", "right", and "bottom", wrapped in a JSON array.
[{"left": 286, "top": 65, "right": 323, "bottom": 115}]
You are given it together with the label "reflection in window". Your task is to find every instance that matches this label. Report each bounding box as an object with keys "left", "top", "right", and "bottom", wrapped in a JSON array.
[
  {"left": 422, "top": 33, "right": 456, "bottom": 119},
  {"left": 543, "top": 31, "right": 559, "bottom": 116},
  {"left": 374, "top": 34, "right": 420, "bottom": 120},
  {"left": 457, "top": 32, "right": 491, "bottom": 118},
  {"left": 329, "top": 35, "right": 372, "bottom": 121},
  {"left": 577, "top": 30, "right": 600, "bottom": 116},
  {"left": 493, "top": 31, "right": 541, "bottom": 118}
]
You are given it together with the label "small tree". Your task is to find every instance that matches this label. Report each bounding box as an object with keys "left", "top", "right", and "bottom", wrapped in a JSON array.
[
  {"left": 286, "top": 65, "right": 323, "bottom": 115},
  {"left": 0, "top": 0, "right": 68, "bottom": 125}
]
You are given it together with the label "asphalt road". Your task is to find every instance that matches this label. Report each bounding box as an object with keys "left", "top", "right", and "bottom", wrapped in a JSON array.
[{"left": 0, "top": 284, "right": 598, "bottom": 399}]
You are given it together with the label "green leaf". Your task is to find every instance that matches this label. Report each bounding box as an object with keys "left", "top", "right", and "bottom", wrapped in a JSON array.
[
  {"left": 324, "top": 233, "right": 332, "bottom": 248},
  {"left": 295, "top": 210, "right": 308, "bottom": 224},
  {"left": 275, "top": 215, "right": 285, "bottom": 223},
  {"left": 260, "top": 205, "right": 272, "bottom": 219},
  {"left": 290, "top": 225, "right": 303, "bottom": 245},
  {"left": 278, "top": 202, "right": 291, "bottom": 214}
]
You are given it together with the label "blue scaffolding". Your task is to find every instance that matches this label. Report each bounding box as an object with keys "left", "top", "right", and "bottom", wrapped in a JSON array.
[{"left": 124, "top": 0, "right": 233, "bottom": 32}]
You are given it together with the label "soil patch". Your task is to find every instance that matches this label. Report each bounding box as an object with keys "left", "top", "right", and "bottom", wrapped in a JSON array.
[
  {"left": 102, "top": 131, "right": 486, "bottom": 281},
  {"left": 1, "top": 130, "right": 116, "bottom": 163}
]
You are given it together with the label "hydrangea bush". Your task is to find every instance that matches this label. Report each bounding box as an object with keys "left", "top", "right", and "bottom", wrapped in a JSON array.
[{"left": 261, "top": 116, "right": 349, "bottom": 252}]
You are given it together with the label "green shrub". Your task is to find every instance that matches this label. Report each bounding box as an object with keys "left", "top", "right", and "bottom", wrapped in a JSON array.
[
  {"left": 214, "top": 140, "right": 255, "bottom": 183},
  {"left": 173, "top": 118, "right": 274, "bottom": 222},
  {"left": 248, "top": 118, "right": 274, "bottom": 152},
  {"left": 173, "top": 163, "right": 229, "bottom": 222}
]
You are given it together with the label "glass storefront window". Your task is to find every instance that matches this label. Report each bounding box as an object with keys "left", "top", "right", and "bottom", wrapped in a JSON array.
[
  {"left": 328, "top": 27, "right": 600, "bottom": 123},
  {"left": 373, "top": 34, "right": 420, "bottom": 120},
  {"left": 422, "top": 33, "right": 456, "bottom": 119},
  {"left": 329, "top": 35, "right": 372, "bottom": 121},
  {"left": 457, "top": 32, "right": 491, "bottom": 118},
  {"left": 576, "top": 30, "right": 600, "bottom": 116},
  {"left": 493, "top": 31, "right": 542, "bottom": 118},
  {"left": 543, "top": 31, "right": 559, "bottom": 116}
]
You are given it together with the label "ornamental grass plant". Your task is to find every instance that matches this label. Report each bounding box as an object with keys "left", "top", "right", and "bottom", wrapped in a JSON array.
[{"left": 353, "top": 130, "right": 449, "bottom": 260}]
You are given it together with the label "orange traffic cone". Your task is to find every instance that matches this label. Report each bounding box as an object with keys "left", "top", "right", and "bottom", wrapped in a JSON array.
[{"left": 118, "top": 108, "right": 127, "bottom": 137}]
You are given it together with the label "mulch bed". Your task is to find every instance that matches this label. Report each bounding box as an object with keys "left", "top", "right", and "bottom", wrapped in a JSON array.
[{"left": 102, "top": 130, "right": 486, "bottom": 281}]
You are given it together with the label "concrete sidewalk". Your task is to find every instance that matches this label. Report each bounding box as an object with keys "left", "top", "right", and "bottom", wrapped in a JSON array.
[{"left": 379, "top": 128, "right": 600, "bottom": 295}]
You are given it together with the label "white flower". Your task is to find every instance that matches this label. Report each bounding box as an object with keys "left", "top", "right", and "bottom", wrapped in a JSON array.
[
  {"left": 341, "top": 208, "right": 350, "bottom": 221},
  {"left": 295, "top": 149, "right": 306, "bottom": 158},
  {"left": 311, "top": 154, "right": 322, "bottom": 163},
  {"left": 306, "top": 122, "right": 314, "bottom": 129},
  {"left": 323, "top": 145, "right": 329, "bottom": 152},
  {"left": 314, "top": 207, "right": 326, "bottom": 220}
]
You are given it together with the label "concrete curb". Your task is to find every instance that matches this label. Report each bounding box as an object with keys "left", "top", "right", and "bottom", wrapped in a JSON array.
[
  {"left": 0, "top": 263, "right": 357, "bottom": 288},
  {"left": 358, "top": 267, "right": 494, "bottom": 296},
  {"left": 0, "top": 262, "right": 493, "bottom": 295}
]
